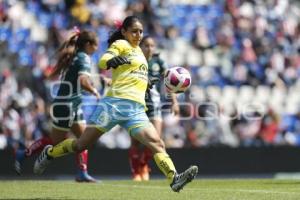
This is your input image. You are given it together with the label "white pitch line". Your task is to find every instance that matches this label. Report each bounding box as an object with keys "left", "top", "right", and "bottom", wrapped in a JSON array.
[{"left": 101, "top": 183, "right": 300, "bottom": 195}]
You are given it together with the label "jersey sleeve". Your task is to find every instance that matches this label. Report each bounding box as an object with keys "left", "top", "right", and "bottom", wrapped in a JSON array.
[
  {"left": 98, "top": 40, "right": 127, "bottom": 69},
  {"left": 76, "top": 53, "right": 92, "bottom": 76},
  {"left": 158, "top": 57, "right": 168, "bottom": 75}
]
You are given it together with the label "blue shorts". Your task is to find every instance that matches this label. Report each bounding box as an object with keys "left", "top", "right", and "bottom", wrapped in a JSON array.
[{"left": 88, "top": 97, "right": 151, "bottom": 135}]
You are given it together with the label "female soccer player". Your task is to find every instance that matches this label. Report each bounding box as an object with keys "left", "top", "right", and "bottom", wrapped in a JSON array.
[
  {"left": 34, "top": 16, "right": 198, "bottom": 192},
  {"left": 129, "top": 36, "right": 180, "bottom": 181},
  {"left": 15, "top": 29, "right": 101, "bottom": 182}
]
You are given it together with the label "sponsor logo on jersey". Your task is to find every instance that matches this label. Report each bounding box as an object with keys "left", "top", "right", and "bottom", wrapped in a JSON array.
[{"left": 152, "top": 63, "right": 160, "bottom": 72}]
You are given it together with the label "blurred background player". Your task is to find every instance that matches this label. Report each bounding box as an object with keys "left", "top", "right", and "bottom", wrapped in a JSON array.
[
  {"left": 34, "top": 15, "right": 198, "bottom": 192},
  {"left": 129, "top": 35, "right": 179, "bottom": 181},
  {"left": 14, "top": 29, "right": 101, "bottom": 182}
]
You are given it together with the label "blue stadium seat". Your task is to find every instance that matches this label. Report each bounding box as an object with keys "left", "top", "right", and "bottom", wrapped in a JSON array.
[
  {"left": 97, "top": 26, "right": 109, "bottom": 42},
  {"left": 170, "top": 4, "right": 187, "bottom": 18},
  {"left": 38, "top": 12, "right": 53, "bottom": 28},
  {"left": 207, "top": 4, "right": 223, "bottom": 18},
  {"left": 197, "top": 5, "right": 209, "bottom": 15},
  {"left": 19, "top": 49, "right": 33, "bottom": 66},
  {"left": 8, "top": 39, "right": 19, "bottom": 53},
  {"left": 26, "top": 1, "right": 41, "bottom": 15},
  {"left": 0, "top": 27, "right": 11, "bottom": 42},
  {"left": 15, "top": 29, "right": 30, "bottom": 43},
  {"left": 54, "top": 13, "right": 69, "bottom": 29},
  {"left": 280, "top": 114, "right": 298, "bottom": 132}
]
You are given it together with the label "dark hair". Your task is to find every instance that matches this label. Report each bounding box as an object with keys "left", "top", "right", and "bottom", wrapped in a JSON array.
[
  {"left": 140, "top": 35, "right": 152, "bottom": 45},
  {"left": 107, "top": 16, "right": 141, "bottom": 46},
  {"left": 49, "top": 30, "right": 98, "bottom": 78}
]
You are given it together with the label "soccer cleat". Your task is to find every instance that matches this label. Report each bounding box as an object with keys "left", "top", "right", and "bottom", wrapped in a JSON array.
[
  {"left": 33, "top": 145, "right": 53, "bottom": 174},
  {"left": 14, "top": 149, "right": 25, "bottom": 175},
  {"left": 170, "top": 165, "right": 198, "bottom": 192},
  {"left": 132, "top": 173, "right": 142, "bottom": 181},
  {"left": 76, "top": 171, "right": 98, "bottom": 183}
]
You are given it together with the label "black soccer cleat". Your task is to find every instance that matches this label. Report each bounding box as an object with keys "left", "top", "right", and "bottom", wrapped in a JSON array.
[
  {"left": 33, "top": 145, "right": 53, "bottom": 174},
  {"left": 170, "top": 165, "right": 198, "bottom": 192}
]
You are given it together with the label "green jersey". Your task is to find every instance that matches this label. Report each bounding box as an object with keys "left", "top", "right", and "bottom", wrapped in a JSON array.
[
  {"left": 145, "top": 54, "right": 168, "bottom": 118},
  {"left": 52, "top": 51, "right": 91, "bottom": 130},
  {"left": 55, "top": 51, "right": 92, "bottom": 101},
  {"left": 147, "top": 54, "right": 167, "bottom": 90}
]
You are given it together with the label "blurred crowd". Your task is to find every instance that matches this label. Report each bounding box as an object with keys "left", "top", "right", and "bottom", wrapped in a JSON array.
[{"left": 1, "top": 0, "right": 300, "bottom": 149}]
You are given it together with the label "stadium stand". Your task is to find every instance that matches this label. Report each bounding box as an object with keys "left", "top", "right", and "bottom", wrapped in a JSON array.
[{"left": 1, "top": 0, "right": 300, "bottom": 150}]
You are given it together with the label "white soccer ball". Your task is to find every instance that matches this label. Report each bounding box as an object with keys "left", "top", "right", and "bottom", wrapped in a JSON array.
[{"left": 164, "top": 67, "right": 192, "bottom": 93}]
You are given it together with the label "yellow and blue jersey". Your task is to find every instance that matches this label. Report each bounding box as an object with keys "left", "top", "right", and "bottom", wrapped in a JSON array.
[{"left": 99, "top": 39, "right": 148, "bottom": 106}]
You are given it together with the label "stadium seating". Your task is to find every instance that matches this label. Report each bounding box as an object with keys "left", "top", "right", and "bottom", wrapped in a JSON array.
[{"left": 1, "top": 0, "right": 300, "bottom": 148}]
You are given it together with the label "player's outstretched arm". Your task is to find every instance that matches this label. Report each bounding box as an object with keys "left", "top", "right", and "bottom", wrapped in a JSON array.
[{"left": 79, "top": 74, "right": 100, "bottom": 99}]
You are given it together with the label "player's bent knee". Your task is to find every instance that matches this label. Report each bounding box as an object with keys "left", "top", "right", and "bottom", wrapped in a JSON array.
[
  {"left": 150, "top": 138, "right": 165, "bottom": 153},
  {"left": 158, "top": 139, "right": 165, "bottom": 150}
]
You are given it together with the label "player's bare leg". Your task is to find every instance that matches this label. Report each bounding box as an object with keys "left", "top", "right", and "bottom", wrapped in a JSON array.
[
  {"left": 132, "top": 124, "right": 198, "bottom": 192},
  {"left": 34, "top": 126, "right": 102, "bottom": 175},
  {"left": 139, "top": 118, "right": 162, "bottom": 180},
  {"left": 71, "top": 123, "right": 98, "bottom": 183}
]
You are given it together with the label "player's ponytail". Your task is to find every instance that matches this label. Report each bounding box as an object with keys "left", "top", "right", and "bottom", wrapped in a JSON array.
[
  {"left": 107, "top": 16, "right": 141, "bottom": 46},
  {"left": 107, "top": 29, "right": 123, "bottom": 47},
  {"left": 48, "top": 33, "right": 78, "bottom": 79},
  {"left": 49, "top": 29, "right": 98, "bottom": 79}
]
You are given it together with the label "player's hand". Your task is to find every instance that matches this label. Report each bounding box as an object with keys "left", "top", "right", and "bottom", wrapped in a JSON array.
[
  {"left": 107, "top": 56, "right": 131, "bottom": 69},
  {"left": 92, "top": 88, "right": 101, "bottom": 99},
  {"left": 102, "top": 77, "right": 112, "bottom": 86},
  {"left": 94, "top": 91, "right": 101, "bottom": 99}
]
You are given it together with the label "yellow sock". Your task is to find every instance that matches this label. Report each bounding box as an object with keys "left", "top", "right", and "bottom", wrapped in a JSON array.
[
  {"left": 153, "top": 152, "right": 176, "bottom": 184},
  {"left": 47, "top": 138, "right": 75, "bottom": 158}
]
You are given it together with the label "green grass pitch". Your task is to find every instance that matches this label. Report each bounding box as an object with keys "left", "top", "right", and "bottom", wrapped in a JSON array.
[{"left": 0, "top": 179, "right": 300, "bottom": 200}]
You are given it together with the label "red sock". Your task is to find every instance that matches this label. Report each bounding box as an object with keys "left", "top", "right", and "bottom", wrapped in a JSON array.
[
  {"left": 141, "top": 147, "right": 152, "bottom": 166},
  {"left": 128, "top": 145, "right": 141, "bottom": 174},
  {"left": 76, "top": 150, "right": 88, "bottom": 171},
  {"left": 25, "top": 136, "right": 53, "bottom": 157}
]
